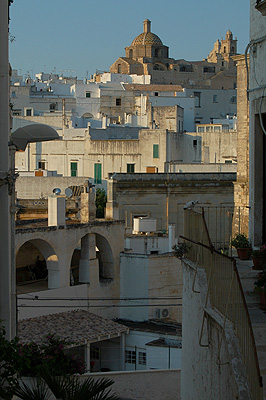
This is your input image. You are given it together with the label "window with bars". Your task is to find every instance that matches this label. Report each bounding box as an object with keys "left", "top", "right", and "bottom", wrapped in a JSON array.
[
  {"left": 94, "top": 163, "right": 102, "bottom": 184},
  {"left": 125, "top": 350, "right": 136, "bottom": 364},
  {"left": 71, "top": 162, "right": 77, "bottom": 177},
  {"left": 153, "top": 144, "right": 159, "bottom": 159}
]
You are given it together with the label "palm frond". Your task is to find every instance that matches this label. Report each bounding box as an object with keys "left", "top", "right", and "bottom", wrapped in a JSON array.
[{"left": 12, "top": 378, "right": 50, "bottom": 400}]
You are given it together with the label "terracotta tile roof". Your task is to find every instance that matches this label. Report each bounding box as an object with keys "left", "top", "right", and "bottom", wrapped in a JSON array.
[
  {"left": 18, "top": 310, "right": 129, "bottom": 346},
  {"left": 124, "top": 84, "right": 183, "bottom": 92}
]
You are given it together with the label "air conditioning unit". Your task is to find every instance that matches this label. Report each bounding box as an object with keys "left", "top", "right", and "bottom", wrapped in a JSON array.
[
  {"left": 161, "top": 308, "right": 169, "bottom": 318},
  {"left": 133, "top": 217, "right": 157, "bottom": 234},
  {"left": 155, "top": 308, "right": 169, "bottom": 319}
]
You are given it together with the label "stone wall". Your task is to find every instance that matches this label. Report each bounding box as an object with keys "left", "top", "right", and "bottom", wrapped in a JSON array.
[
  {"left": 22, "top": 369, "right": 181, "bottom": 400},
  {"left": 232, "top": 55, "right": 249, "bottom": 237}
]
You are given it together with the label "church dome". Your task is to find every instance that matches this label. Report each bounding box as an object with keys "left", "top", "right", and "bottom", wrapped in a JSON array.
[
  {"left": 131, "top": 31, "right": 163, "bottom": 46},
  {"left": 131, "top": 20, "right": 163, "bottom": 46}
]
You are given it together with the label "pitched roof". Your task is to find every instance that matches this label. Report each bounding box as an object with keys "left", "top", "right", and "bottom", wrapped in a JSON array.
[{"left": 18, "top": 310, "right": 129, "bottom": 346}]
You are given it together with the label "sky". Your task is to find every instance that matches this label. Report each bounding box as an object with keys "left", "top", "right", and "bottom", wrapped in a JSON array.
[{"left": 9, "top": 0, "right": 250, "bottom": 80}]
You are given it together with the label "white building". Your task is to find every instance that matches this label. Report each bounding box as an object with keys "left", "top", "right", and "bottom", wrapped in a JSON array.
[{"left": 249, "top": 0, "right": 266, "bottom": 245}]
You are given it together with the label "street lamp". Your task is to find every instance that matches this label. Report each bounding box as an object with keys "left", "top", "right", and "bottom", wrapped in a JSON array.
[{"left": 0, "top": 124, "right": 60, "bottom": 339}]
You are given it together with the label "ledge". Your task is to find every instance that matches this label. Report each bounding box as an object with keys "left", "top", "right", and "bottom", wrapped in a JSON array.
[{"left": 255, "top": 0, "right": 266, "bottom": 16}]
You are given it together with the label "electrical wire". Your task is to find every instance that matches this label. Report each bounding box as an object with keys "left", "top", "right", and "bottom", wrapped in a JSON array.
[
  {"left": 18, "top": 296, "right": 182, "bottom": 301},
  {"left": 17, "top": 303, "right": 182, "bottom": 308}
]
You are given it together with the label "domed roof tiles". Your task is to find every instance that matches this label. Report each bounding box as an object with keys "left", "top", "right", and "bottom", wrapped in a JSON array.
[{"left": 131, "top": 32, "right": 163, "bottom": 46}]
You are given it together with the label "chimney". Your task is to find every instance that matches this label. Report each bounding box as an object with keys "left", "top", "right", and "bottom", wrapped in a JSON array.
[
  {"left": 48, "top": 195, "right": 66, "bottom": 226},
  {"left": 80, "top": 184, "right": 96, "bottom": 223},
  {"left": 143, "top": 19, "right": 151, "bottom": 33}
]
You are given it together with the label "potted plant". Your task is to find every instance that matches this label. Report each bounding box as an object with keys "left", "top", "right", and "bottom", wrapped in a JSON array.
[
  {"left": 252, "top": 244, "right": 266, "bottom": 270},
  {"left": 231, "top": 233, "right": 251, "bottom": 260},
  {"left": 253, "top": 271, "right": 266, "bottom": 309}
]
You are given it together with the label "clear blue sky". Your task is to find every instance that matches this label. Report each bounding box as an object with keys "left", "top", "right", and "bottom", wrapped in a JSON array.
[{"left": 9, "top": 0, "right": 250, "bottom": 80}]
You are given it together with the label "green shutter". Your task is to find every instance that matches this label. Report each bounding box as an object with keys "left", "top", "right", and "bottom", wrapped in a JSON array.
[
  {"left": 71, "top": 162, "right": 77, "bottom": 177},
  {"left": 153, "top": 144, "right": 159, "bottom": 158},
  {"left": 127, "top": 164, "right": 135, "bottom": 173},
  {"left": 94, "top": 163, "right": 102, "bottom": 184}
]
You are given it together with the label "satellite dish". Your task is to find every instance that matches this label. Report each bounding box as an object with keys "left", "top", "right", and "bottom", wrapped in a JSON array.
[
  {"left": 52, "top": 188, "right": 61, "bottom": 195},
  {"left": 65, "top": 188, "right": 73, "bottom": 198}
]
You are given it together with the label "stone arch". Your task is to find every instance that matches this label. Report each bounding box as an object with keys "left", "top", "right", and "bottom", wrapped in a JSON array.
[
  {"left": 153, "top": 63, "right": 165, "bottom": 71},
  {"left": 16, "top": 239, "right": 59, "bottom": 290},
  {"left": 96, "top": 233, "right": 114, "bottom": 280},
  {"left": 71, "top": 231, "right": 114, "bottom": 285},
  {"left": 82, "top": 112, "right": 94, "bottom": 119}
]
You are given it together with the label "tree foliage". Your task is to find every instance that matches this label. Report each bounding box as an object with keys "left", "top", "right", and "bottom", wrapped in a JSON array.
[{"left": 96, "top": 188, "right": 107, "bottom": 218}]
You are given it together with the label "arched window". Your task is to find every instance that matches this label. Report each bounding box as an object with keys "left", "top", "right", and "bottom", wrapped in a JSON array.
[
  {"left": 129, "top": 49, "right": 133, "bottom": 58},
  {"left": 224, "top": 46, "right": 226, "bottom": 53},
  {"left": 117, "top": 64, "right": 121, "bottom": 74},
  {"left": 154, "top": 48, "right": 159, "bottom": 57},
  {"left": 232, "top": 46, "right": 235, "bottom": 53}
]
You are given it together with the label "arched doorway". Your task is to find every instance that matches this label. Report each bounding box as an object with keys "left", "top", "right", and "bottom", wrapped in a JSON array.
[{"left": 16, "top": 239, "right": 58, "bottom": 292}]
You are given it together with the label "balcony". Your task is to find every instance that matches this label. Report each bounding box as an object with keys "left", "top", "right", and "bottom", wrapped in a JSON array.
[{"left": 180, "top": 209, "right": 264, "bottom": 399}]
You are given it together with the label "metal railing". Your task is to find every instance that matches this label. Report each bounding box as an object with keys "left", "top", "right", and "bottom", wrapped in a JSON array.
[{"left": 181, "top": 209, "right": 263, "bottom": 400}]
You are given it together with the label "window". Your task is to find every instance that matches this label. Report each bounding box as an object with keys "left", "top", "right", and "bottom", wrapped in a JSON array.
[
  {"left": 154, "top": 92, "right": 159, "bottom": 96},
  {"left": 225, "top": 160, "right": 232, "bottom": 164},
  {"left": 38, "top": 161, "right": 45, "bottom": 170},
  {"left": 213, "top": 95, "right": 218, "bottom": 103},
  {"left": 153, "top": 144, "right": 159, "bottom": 158},
  {"left": 179, "top": 64, "right": 193, "bottom": 72},
  {"left": 12, "top": 109, "right": 21, "bottom": 116},
  {"left": 127, "top": 164, "right": 135, "bottom": 173},
  {"left": 193, "top": 140, "right": 198, "bottom": 146},
  {"left": 230, "top": 95, "right": 237, "bottom": 104},
  {"left": 94, "top": 163, "right": 102, "bottom": 184},
  {"left": 117, "top": 64, "right": 121, "bottom": 73},
  {"left": 71, "top": 162, "right": 77, "bottom": 177},
  {"left": 125, "top": 350, "right": 136, "bottom": 364},
  {"left": 224, "top": 46, "right": 226, "bottom": 53},
  {"left": 138, "top": 352, "right": 147, "bottom": 365},
  {"left": 116, "top": 98, "right": 121, "bottom": 106},
  {"left": 194, "top": 92, "right": 201, "bottom": 108},
  {"left": 90, "top": 346, "right": 100, "bottom": 360},
  {"left": 154, "top": 48, "right": 159, "bottom": 57},
  {"left": 86, "top": 92, "right": 91, "bottom": 98},
  {"left": 50, "top": 103, "right": 57, "bottom": 112},
  {"left": 203, "top": 66, "right": 215, "bottom": 73},
  {"left": 24, "top": 108, "right": 33, "bottom": 117},
  {"left": 129, "top": 49, "right": 133, "bottom": 58},
  {"left": 153, "top": 64, "right": 160, "bottom": 70},
  {"left": 11, "top": 91, "right": 16, "bottom": 98},
  {"left": 221, "top": 61, "right": 224, "bottom": 67}
]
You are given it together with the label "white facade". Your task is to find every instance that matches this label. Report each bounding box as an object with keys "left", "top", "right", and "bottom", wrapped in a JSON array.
[{"left": 124, "top": 330, "right": 181, "bottom": 371}]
